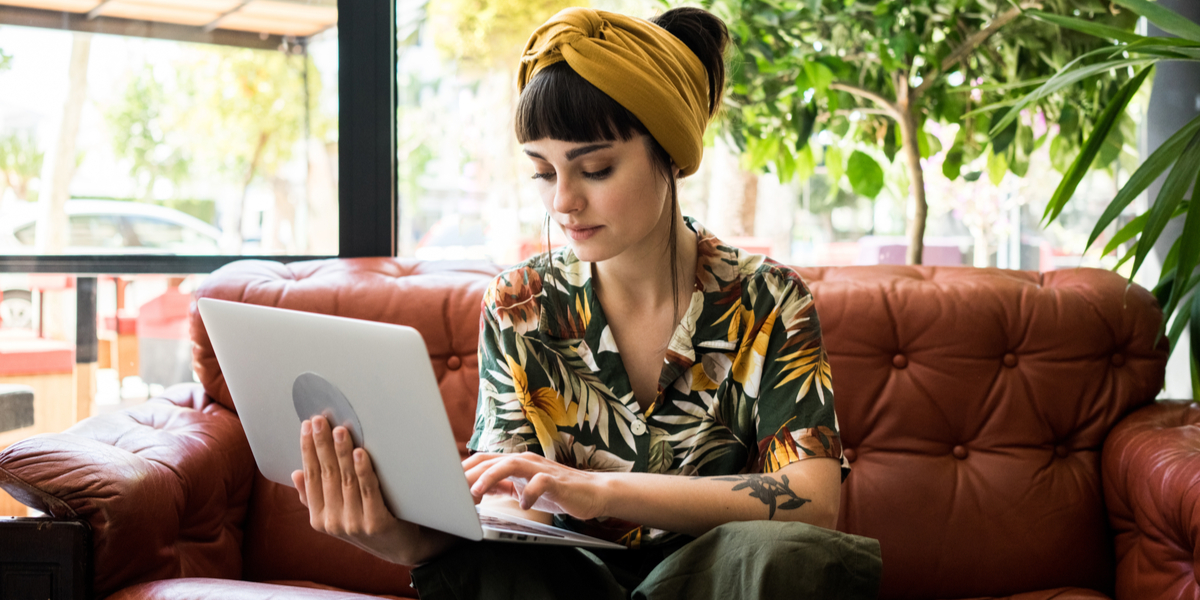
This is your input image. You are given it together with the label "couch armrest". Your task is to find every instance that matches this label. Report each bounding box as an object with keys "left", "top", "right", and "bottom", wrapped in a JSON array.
[
  {"left": 1104, "top": 400, "right": 1200, "bottom": 600},
  {"left": 0, "top": 383, "right": 255, "bottom": 598}
]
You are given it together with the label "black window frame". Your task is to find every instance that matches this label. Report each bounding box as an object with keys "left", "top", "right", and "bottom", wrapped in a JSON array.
[{"left": 0, "top": 0, "right": 396, "bottom": 274}]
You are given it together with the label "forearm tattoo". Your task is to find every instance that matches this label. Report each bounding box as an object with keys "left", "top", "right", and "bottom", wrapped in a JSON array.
[{"left": 708, "top": 474, "right": 812, "bottom": 519}]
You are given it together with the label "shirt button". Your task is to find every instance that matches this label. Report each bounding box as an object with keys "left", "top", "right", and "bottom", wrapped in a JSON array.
[{"left": 630, "top": 420, "right": 647, "bottom": 435}]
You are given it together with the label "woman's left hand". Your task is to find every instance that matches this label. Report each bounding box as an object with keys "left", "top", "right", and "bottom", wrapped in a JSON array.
[{"left": 463, "top": 452, "right": 608, "bottom": 520}]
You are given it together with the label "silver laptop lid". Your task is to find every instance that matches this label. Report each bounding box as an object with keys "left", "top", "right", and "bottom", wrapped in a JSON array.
[{"left": 197, "top": 298, "right": 483, "bottom": 541}]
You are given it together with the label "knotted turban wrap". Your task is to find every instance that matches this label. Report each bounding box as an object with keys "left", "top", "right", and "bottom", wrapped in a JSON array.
[{"left": 518, "top": 8, "right": 710, "bottom": 177}]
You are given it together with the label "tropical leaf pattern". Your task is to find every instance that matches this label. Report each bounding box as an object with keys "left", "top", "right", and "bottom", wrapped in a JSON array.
[{"left": 468, "top": 218, "right": 846, "bottom": 547}]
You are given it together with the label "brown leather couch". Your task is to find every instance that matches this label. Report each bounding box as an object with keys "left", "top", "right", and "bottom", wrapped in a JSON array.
[{"left": 0, "top": 258, "right": 1188, "bottom": 600}]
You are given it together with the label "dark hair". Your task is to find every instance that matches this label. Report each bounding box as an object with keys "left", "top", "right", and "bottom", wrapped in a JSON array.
[{"left": 516, "top": 7, "right": 729, "bottom": 329}]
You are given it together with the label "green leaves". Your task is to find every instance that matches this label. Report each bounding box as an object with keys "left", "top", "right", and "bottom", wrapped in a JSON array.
[
  {"left": 992, "top": 56, "right": 1155, "bottom": 135},
  {"left": 1027, "top": 10, "right": 1142, "bottom": 43},
  {"left": 1165, "top": 185, "right": 1200, "bottom": 324},
  {"left": 1131, "top": 131, "right": 1200, "bottom": 281},
  {"left": 1086, "top": 113, "right": 1200, "bottom": 250},
  {"left": 847, "top": 151, "right": 884, "bottom": 199},
  {"left": 1112, "top": 0, "right": 1200, "bottom": 43},
  {"left": 942, "top": 142, "right": 964, "bottom": 180},
  {"left": 1040, "top": 66, "right": 1153, "bottom": 225}
]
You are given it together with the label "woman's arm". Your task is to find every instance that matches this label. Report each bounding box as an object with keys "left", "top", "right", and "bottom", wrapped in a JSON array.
[
  {"left": 464, "top": 451, "right": 841, "bottom": 537},
  {"left": 292, "top": 416, "right": 461, "bottom": 566}
]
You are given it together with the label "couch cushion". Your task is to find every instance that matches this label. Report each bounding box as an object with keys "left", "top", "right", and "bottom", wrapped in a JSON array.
[
  {"left": 0, "top": 385, "right": 254, "bottom": 597},
  {"left": 1103, "top": 401, "right": 1200, "bottom": 600},
  {"left": 191, "top": 258, "right": 499, "bottom": 593},
  {"left": 794, "top": 266, "right": 1167, "bottom": 599},
  {"left": 191, "top": 257, "right": 501, "bottom": 457}
]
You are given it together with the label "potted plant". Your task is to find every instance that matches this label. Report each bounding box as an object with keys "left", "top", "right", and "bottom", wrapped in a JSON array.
[{"left": 995, "top": 0, "right": 1200, "bottom": 396}]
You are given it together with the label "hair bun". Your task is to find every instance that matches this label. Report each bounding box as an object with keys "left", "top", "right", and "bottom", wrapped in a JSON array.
[{"left": 651, "top": 7, "right": 729, "bottom": 119}]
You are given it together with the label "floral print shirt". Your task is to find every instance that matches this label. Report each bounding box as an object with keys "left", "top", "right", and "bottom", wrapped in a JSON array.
[{"left": 468, "top": 218, "right": 847, "bottom": 547}]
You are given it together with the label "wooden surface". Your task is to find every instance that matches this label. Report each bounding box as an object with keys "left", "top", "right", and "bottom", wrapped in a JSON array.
[
  {"left": 0, "top": 371, "right": 76, "bottom": 441},
  {"left": 0, "top": 370, "right": 78, "bottom": 517}
]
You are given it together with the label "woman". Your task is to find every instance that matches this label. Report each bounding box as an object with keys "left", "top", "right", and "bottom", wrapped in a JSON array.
[{"left": 293, "top": 6, "right": 882, "bottom": 599}]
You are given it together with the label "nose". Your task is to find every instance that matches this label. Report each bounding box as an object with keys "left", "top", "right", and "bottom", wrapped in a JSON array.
[{"left": 551, "top": 176, "right": 586, "bottom": 215}]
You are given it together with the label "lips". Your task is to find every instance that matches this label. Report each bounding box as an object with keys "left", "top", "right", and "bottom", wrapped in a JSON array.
[{"left": 562, "top": 224, "right": 602, "bottom": 241}]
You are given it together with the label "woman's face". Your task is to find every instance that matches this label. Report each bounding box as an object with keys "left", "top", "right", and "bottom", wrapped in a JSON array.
[{"left": 523, "top": 134, "right": 672, "bottom": 264}]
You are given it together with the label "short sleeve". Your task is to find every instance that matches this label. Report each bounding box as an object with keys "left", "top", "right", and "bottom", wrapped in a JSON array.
[
  {"left": 467, "top": 282, "right": 544, "bottom": 457},
  {"left": 752, "top": 270, "right": 848, "bottom": 480}
]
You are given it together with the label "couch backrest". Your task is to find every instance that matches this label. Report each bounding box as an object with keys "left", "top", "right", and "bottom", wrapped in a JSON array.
[
  {"left": 800, "top": 265, "right": 1166, "bottom": 599},
  {"left": 191, "top": 260, "right": 1167, "bottom": 599}
]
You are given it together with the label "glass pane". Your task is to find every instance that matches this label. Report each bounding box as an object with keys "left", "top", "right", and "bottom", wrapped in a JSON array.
[
  {"left": 393, "top": 0, "right": 1146, "bottom": 278},
  {"left": 0, "top": 0, "right": 338, "bottom": 256},
  {"left": 396, "top": 0, "right": 657, "bottom": 265}
]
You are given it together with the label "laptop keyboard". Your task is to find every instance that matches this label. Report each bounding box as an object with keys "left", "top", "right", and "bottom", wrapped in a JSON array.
[{"left": 479, "top": 513, "right": 569, "bottom": 538}]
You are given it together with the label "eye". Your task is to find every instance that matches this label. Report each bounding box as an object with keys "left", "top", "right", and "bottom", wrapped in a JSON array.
[
  {"left": 583, "top": 167, "right": 613, "bottom": 180},
  {"left": 531, "top": 171, "right": 555, "bottom": 181}
]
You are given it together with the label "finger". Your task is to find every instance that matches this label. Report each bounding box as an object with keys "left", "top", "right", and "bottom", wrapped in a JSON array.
[
  {"left": 463, "top": 456, "right": 516, "bottom": 489},
  {"left": 300, "top": 419, "right": 326, "bottom": 517},
  {"left": 291, "top": 470, "right": 309, "bottom": 507},
  {"left": 518, "top": 472, "right": 557, "bottom": 510},
  {"left": 461, "top": 452, "right": 504, "bottom": 470},
  {"left": 333, "top": 426, "right": 364, "bottom": 521},
  {"left": 484, "top": 480, "right": 517, "bottom": 501},
  {"left": 353, "top": 447, "right": 397, "bottom": 528},
  {"left": 312, "top": 416, "right": 345, "bottom": 518},
  {"left": 469, "top": 457, "right": 535, "bottom": 498},
  {"left": 463, "top": 456, "right": 505, "bottom": 486}
]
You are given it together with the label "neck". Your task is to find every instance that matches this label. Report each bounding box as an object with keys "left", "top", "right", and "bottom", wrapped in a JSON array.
[{"left": 593, "top": 211, "right": 697, "bottom": 310}]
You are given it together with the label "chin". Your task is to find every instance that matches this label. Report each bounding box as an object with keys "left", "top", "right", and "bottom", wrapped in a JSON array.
[{"left": 568, "top": 241, "right": 617, "bottom": 263}]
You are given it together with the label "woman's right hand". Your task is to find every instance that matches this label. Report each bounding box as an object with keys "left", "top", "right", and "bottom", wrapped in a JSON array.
[{"left": 291, "top": 415, "right": 444, "bottom": 566}]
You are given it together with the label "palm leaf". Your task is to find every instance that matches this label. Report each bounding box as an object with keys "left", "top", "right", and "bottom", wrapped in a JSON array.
[
  {"left": 1027, "top": 10, "right": 1142, "bottom": 43},
  {"left": 1042, "top": 66, "right": 1153, "bottom": 224},
  {"left": 1164, "top": 184, "right": 1200, "bottom": 321},
  {"left": 1191, "top": 291, "right": 1200, "bottom": 399},
  {"left": 1102, "top": 201, "right": 1189, "bottom": 256},
  {"left": 1112, "top": 0, "right": 1200, "bottom": 43},
  {"left": 1087, "top": 113, "right": 1200, "bottom": 250},
  {"left": 1166, "top": 273, "right": 1198, "bottom": 352},
  {"left": 1131, "top": 131, "right": 1200, "bottom": 281},
  {"left": 992, "top": 57, "right": 1154, "bottom": 135}
]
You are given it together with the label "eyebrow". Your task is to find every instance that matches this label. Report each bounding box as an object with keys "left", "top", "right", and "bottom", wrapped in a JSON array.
[{"left": 524, "top": 143, "right": 613, "bottom": 162}]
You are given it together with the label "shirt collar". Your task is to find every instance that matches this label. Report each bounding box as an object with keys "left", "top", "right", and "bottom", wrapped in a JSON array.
[{"left": 537, "top": 216, "right": 748, "bottom": 352}]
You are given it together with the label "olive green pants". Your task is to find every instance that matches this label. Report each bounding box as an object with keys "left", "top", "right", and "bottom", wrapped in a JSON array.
[{"left": 409, "top": 521, "right": 882, "bottom": 600}]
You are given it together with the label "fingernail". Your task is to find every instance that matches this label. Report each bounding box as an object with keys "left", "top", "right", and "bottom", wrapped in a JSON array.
[
  {"left": 354, "top": 450, "right": 363, "bottom": 463},
  {"left": 334, "top": 428, "right": 345, "bottom": 443},
  {"left": 301, "top": 420, "right": 311, "bottom": 434},
  {"left": 313, "top": 418, "right": 323, "bottom": 432}
]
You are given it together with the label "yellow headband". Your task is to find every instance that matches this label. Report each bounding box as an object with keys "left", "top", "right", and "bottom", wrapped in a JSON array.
[{"left": 518, "top": 8, "right": 710, "bottom": 177}]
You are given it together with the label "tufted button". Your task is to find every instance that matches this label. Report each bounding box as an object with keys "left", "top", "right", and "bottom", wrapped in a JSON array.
[
  {"left": 1003, "top": 353, "right": 1018, "bottom": 368},
  {"left": 952, "top": 445, "right": 968, "bottom": 459},
  {"left": 1055, "top": 445, "right": 1070, "bottom": 459},
  {"left": 1111, "top": 353, "right": 1125, "bottom": 367},
  {"left": 447, "top": 356, "right": 462, "bottom": 370},
  {"left": 843, "top": 448, "right": 857, "bottom": 463},
  {"left": 892, "top": 354, "right": 908, "bottom": 369}
]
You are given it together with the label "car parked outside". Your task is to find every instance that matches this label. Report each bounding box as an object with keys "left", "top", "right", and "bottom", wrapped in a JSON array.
[
  {"left": 0, "top": 199, "right": 221, "bottom": 329},
  {"left": 0, "top": 199, "right": 222, "bottom": 255}
]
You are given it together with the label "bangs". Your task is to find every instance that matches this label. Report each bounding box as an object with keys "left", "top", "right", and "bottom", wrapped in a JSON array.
[{"left": 515, "top": 62, "right": 649, "bottom": 144}]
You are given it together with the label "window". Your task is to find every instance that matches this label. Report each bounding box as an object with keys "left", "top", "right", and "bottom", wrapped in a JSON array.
[{"left": 0, "top": 0, "right": 396, "bottom": 272}]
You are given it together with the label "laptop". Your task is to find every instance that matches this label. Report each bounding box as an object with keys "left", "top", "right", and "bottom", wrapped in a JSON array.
[{"left": 197, "top": 297, "right": 624, "bottom": 550}]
